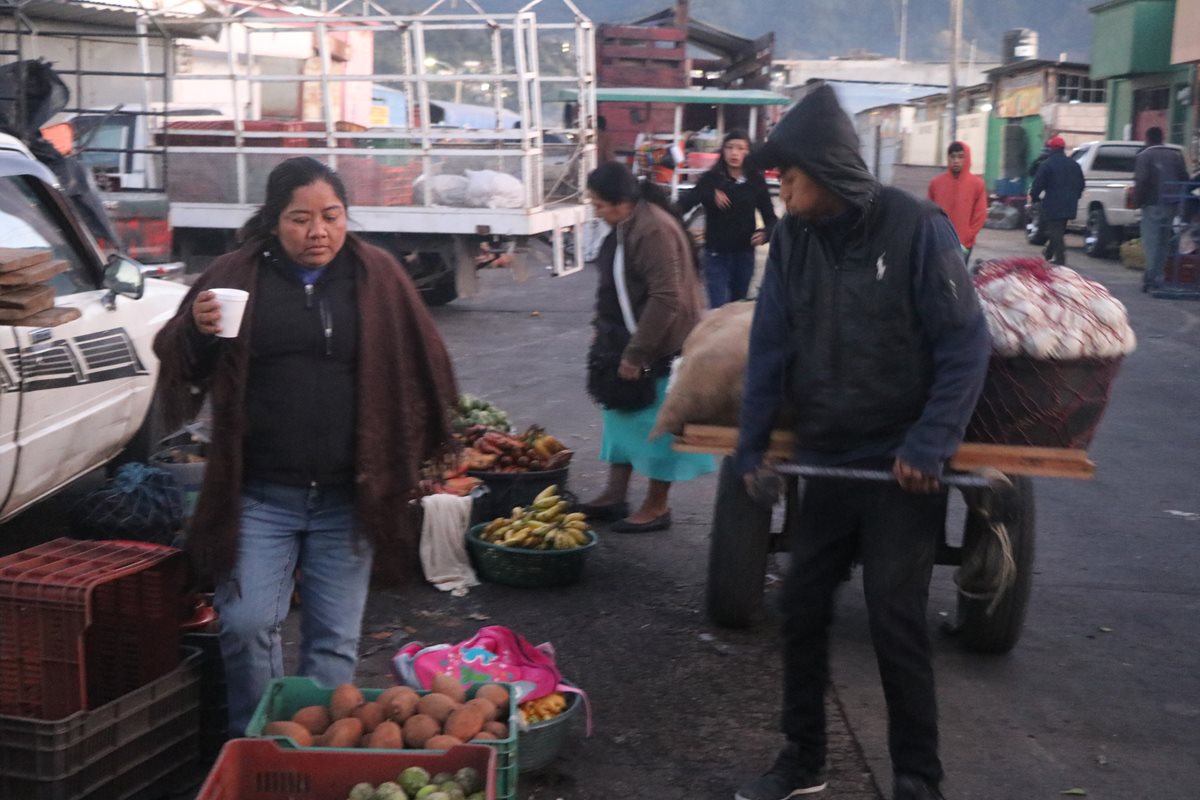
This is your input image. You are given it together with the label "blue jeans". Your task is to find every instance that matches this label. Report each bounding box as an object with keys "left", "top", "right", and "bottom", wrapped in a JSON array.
[
  {"left": 704, "top": 249, "right": 756, "bottom": 308},
  {"left": 213, "top": 480, "right": 373, "bottom": 735},
  {"left": 1141, "top": 204, "right": 1172, "bottom": 289}
]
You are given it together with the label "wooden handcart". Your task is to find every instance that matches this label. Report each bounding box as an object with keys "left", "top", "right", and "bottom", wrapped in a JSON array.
[{"left": 675, "top": 425, "right": 1095, "bottom": 654}]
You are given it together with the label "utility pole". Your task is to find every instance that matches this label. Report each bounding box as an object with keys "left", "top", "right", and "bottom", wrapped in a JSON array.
[
  {"left": 948, "top": 0, "right": 962, "bottom": 144},
  {"left": 899, "top": 0, "right": 909, "bottom": 62}
]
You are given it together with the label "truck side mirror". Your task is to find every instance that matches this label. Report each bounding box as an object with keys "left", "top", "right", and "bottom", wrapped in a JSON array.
[{"left": 103, "top": 254, "right": 145, "bottom": 302}]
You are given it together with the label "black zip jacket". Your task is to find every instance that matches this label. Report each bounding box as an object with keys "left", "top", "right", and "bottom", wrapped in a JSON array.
[
  {"left": 241, "top": 247, "right": 359, "bottom": 487},
  {"left": 735, "top": 84, "right": 990, "bottom": 477},
  {"left": 678, "top": 166, "right": 777, "bottom": 253}
]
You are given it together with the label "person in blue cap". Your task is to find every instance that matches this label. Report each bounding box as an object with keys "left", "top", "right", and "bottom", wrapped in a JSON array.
[{"left": 732, "top": 83, "right": 991, "bottom": 800}]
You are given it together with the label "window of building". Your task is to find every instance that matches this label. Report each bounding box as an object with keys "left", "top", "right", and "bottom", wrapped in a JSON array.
[{"left": 1054, "top": 73, "right": 1106, "bottom": 104}]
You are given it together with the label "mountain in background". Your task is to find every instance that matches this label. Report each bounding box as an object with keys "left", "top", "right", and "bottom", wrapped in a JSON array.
[{"left": 386, "top": 0, "right": 1096, "bottom": 64}]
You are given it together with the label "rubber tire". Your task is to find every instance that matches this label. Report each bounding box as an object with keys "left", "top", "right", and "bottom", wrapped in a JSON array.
[
  {"left": 955, "top": 476, "right": 1036, "bottom": 654},
  {"left": 706, "top": 456, "right": 774, "bottom": 628},
  {"left": 1025, "top": 205, "right": 1047, "bottom": 246},
  {"left": 422, "top": 270, "right": 458, "bottom": 307},
  {"left": 1084, "top": 207, "right": 1112, "bottom": 259}
]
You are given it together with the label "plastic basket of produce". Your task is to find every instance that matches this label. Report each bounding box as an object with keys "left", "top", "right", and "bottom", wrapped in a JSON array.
[
  {"left": 517, "top": 689, "right": 581, "bottom": 773},
  {"left": 0, "top": 646, "right": 201, "bottom": 800},
  {"left": 196, "top": 738, "right": 497, "bottom": 800},
  {"left": 0, "top": 538, "right": 189, "bottom": 719},
  {"left": 245, "top": 677, "right": 518, "bottom": 800},
  {"left": 466, "top": 521, "right": 596, "bottom": 589},
  {"left": 466, "top": 467, "right": 570, "bottom": 519},
  {"left": 966, "top": 355, "right": 1123, "bottom": 449}
]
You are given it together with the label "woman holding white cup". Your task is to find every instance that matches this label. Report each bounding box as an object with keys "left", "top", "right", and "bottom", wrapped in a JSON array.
[{"left": 154, "top": 157, "right": 459, "bottom": 737}]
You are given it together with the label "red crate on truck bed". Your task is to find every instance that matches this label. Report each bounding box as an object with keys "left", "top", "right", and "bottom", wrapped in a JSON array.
[
  {"left": 197, "top": 739, "right": 497, "bottom": 800},
  {"left": 0, "top": 538, "right": 189, "bottom": 719}
]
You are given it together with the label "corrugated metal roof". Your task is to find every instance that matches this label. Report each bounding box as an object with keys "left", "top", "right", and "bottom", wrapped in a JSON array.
[{"left": 0, "top": 0, "right": 219, "bottom": 34}]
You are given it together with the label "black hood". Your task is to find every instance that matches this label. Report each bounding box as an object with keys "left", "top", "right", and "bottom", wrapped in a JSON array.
[{"left": 751, "top": 83, "right": 879, "bottom": 215}]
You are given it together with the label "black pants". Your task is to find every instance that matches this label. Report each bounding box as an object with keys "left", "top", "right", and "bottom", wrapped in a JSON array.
[
  {"left": 780, "top": 477, "right": 946, "bottom": 784},
  {"left": 1042, "top": 218, "right": 1068, "bottom": 265}
]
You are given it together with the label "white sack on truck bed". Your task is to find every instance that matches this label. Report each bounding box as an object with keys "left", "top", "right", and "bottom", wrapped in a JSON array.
[
  {"left": 650, "top": 302, "right": 756, "bottom": 438},
  {"left": 464, "top": 169, "right": 524, "bottom": 209}
]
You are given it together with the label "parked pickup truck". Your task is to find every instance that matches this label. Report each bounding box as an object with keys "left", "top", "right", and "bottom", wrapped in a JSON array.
[
  {"left": 1027, "top": 140, "right": 1190, "bottom": 258},
  {"left": 0, "top": 132, "right": 188, "bottom": 524}
]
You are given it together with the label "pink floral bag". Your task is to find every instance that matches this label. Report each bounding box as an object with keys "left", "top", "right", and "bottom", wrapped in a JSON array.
[{"left": 391, "top": 625, "right": 591, "bottom": 732}]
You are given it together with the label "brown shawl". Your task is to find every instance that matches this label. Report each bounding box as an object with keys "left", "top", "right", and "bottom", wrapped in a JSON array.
[{"left": 153, "top": 235, "right": 459, "bottom": 584}]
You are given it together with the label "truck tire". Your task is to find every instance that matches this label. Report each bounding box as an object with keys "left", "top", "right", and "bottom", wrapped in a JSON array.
[
  {"left": 706, "top": 456, "right": 774, "bottom": 628},
  {"left": 1025, "top": 204, "right": 1047, "bottom": 246},
  {"left": 1084, "top": 207, "right": 1113, "bottom": 259},
  {"left": 955, "top": 476, "right": 1035, "bottom": 654},
  {"left": 422, "top": 270, "right": 458, "bottom": 307}
]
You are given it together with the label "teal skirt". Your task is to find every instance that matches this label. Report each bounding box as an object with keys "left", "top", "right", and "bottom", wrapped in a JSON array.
[{"left": 600, "top": 376, "right": 716, "bottom": 482}]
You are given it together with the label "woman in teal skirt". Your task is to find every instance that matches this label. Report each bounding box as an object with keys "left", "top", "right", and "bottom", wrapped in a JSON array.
[{"left": 581, "top": 162, "right": 715, "bottom": 532}]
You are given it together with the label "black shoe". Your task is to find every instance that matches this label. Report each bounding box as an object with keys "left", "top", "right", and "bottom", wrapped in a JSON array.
[
  {"left": 893, "top": 774, "right": 945, "bottom": 800},
  {"left": 609, "top": 511, "right": 671, "bottom": 533},
  {"left": 734, "top": 751, "right": 826, "bottom": 800},
  {"left": 575, "top": 501, "right": 628, "bottom": 521}
]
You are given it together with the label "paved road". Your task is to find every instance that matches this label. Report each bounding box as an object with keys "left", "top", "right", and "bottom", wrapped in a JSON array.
[
  {"left": 832, "top": 227, "right": 1200, "bottom": 800},
  {"left": 4, "top": 224, "right": 1196, "bottom": 800}
]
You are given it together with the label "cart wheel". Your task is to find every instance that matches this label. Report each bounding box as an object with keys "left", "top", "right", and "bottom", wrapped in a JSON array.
[
  {"left": 706, "top": 457, "right": 774, "bottom": 628},
  {"left": 955, "top": 475, "right": 1036, "bottom": 654}
]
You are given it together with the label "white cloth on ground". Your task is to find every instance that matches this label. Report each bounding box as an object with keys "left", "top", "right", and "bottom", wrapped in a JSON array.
[{"left": 418, "top": 493, "right": 478, "bottom": 596}]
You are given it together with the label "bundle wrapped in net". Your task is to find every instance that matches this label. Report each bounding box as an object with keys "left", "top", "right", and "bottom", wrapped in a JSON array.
[{"left": 967, "top": 257, "right": 1135, "bottom": 449}]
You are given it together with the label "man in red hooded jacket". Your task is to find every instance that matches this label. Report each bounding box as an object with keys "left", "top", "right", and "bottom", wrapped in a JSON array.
[{"left": 927, "top": 141, "right": 987, "bottom": 263}]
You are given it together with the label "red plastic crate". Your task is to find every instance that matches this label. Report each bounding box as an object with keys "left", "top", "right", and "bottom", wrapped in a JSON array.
[
  {"left": 197, "top": 739, "right": 497, "bottom": 800},
  {"left": 0, "top": 647, "right": 202, "bottom": 800},
  {"left": 0, "top": 538, "right": 189, "bottom": 719}
]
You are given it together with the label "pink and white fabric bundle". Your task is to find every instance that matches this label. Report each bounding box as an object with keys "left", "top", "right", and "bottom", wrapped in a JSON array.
[{"left": 972, "top": 258, "right": 1136, "bottom": 360}]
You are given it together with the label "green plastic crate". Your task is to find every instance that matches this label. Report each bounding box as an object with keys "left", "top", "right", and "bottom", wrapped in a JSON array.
[{"left": 245, "top": 677, "right": 518, "bottom": 800}]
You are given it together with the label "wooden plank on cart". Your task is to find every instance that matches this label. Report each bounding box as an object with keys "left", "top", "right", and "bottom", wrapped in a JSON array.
[
  {"left": 6, "top": 306, "right": 81, "bottom": 328},
  {"left": 949, "top": 442, "right": 1094, "bottom": 479},
  {"left": 0, "top": 248, "right": 53, "bottom": 272},
  {"left": 0, "top": 259, "right": 68, "bottom": 286},
  {"left": 675, "top": 424, "right": 1095, "bottom": 479},
  {"left": 0, "top": 285, "right": 55, "bottom": 320}
]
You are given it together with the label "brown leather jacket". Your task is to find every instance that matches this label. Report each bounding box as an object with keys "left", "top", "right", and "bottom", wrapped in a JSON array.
[{"left": 609, "top": 200, "right": 706, "bottom": 368}]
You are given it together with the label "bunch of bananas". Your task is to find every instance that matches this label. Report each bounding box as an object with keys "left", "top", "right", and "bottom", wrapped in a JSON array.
[
  {"left": 519, "top": 692, "right": 568, "bottom": 724},
  {"left": 478, "top": 485, "right": 590, "bottom": 550}
]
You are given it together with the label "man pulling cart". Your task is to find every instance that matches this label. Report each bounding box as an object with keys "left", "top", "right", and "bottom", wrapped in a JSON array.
[{"left": 661, "top": 86, "right": 1134, "bottom": 800}]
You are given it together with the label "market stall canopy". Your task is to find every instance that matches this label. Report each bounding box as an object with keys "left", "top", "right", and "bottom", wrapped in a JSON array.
[{"left": 552, "top": 87, "right": 791, "bottom": 106}]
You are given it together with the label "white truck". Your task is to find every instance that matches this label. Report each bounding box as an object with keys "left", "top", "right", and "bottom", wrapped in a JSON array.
[
  {"left": 0, "top": 132, "right": 187, "bottom": 523},
  {"left": 14, "top": 0, "right": 599, "bottom": 304},
  {"left": 1027, "top": 140, "right": 1189, "bottom": 258}
]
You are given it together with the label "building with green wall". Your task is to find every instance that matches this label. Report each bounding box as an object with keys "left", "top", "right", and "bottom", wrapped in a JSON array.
[
  {"left": 982, "top": 60, "right": 1108, "bottom": 193},
  {"left": 1090, "top": 0, "right": 1195, "bottom": 145}
]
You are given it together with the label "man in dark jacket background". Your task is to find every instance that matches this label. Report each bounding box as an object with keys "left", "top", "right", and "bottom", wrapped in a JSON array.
[
  {"left": 1133, "top": 127, "right": 1190, "bottom": 292},
  {"left": 733, "top": 84, "right": 991, "bottom": 800},
  {"left": 1028, "top": 136, "right": 1084, "bottom": 265}
]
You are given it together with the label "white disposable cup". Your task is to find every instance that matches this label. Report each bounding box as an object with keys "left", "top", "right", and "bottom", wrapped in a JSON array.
[{"left": 210, "top": 288, "right": 249, "bottom": 338}]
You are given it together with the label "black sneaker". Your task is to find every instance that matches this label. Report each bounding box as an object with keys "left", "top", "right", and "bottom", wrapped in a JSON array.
[
  {"left": 893, "top": 773, "right": 945, "bottom": 800},
  {"left": 734, "top": 753, "right": 826, "bottom": 800}
]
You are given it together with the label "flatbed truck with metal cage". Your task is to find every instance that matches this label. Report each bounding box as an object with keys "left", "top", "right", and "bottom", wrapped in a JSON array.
[{"left": 2, "top": 0, "right": 599, "bottom": 304}]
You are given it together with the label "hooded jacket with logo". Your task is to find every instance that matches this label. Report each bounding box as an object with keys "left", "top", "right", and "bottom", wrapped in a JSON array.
[
  {"left": 927, "top": 142, "right": 988, "bottom": 249},
  {"left": 734, "top": 85, "right": 991, "bottom": 478}
]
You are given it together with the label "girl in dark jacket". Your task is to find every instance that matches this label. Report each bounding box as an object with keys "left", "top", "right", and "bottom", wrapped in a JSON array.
[{"left": 678, "top": 129, "right": 778, "bottom": 307}]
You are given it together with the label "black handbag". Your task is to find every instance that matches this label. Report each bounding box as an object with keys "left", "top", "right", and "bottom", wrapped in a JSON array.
[{"left": 586, "top": 319, "right": 671, "bottom": 411}]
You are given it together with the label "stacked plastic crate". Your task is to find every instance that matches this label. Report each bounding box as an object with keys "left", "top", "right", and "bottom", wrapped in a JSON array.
[{"left": 0, "top": 538, "right": 199, "bottom": 800}]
